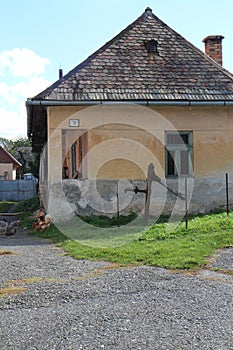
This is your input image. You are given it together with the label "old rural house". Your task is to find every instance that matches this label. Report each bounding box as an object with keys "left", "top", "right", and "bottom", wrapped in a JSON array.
[
  {"left": 0, "top": 146, "right": 22, "bottom": 180},
  {"left": 26, "top": 8, "right": 233, "bottom": 221}
]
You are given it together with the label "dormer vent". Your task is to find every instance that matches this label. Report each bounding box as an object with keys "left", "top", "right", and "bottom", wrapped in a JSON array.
[{"left": 144, "top": 39, "right": 159, "bottom": 54}]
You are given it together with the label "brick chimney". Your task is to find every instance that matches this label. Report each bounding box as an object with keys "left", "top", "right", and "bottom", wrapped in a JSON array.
[{"left": 203, "top": 35, "right": 224, "bottom": 66}]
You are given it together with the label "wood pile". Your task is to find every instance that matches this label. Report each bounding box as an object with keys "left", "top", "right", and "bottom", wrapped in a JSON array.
[
  {"left": 0, "top": 219, "right": 20, "bottom": 236},
  {"left": 32, "top": 208, "right": 51, "bottom": 232}
]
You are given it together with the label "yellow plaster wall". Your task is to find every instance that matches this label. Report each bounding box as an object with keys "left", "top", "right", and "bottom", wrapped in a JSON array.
[
  {"left": 97, "top": 159, "right": 146, "bottom": 179},
  {"left": 0, "top": 163, "right": 13, "bottom": 180},
  {"left": 158, "top": 106, "right": 233, "bottom": 178},
  {"left": 87, "top": 124, "right": 164, "bottom": 179},
  {"left": 47, "top": 104, "right": 233, "bottom": 180}
]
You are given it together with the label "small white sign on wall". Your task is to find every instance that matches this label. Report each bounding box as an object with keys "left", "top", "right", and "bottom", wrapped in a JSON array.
[{"left": 69, "top": 119, "right": 80, "bottom": 127}]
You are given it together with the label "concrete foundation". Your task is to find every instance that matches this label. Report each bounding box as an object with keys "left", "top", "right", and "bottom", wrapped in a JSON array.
[{"left": 43, "top": 177, "right": 232, "bottom": 222}]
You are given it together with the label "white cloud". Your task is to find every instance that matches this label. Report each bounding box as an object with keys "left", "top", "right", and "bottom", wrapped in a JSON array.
[
  {"left": 12, "top": 76, "right": 51, "bottom": 98},
  {"left": 0, "top": 102, "right": 27, "bottom": 139},
  {"left": 0, "top": 48, "right": 51, "bottom": 139},
  {"left": 0, "top": 82, "right": 18, "bottom": 104},
  {"left": 0, "top": 48, "right": 50, "bottom": 78}
]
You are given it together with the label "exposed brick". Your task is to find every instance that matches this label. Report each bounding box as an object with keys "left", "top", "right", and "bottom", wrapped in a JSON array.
[{"left": 203, "top": 35, "right": 224, "bottom": 66}]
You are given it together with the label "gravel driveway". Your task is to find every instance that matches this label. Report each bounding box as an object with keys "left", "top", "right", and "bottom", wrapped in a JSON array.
[{"left": 0, "top": 227, "right": 232, "bottom": 350}]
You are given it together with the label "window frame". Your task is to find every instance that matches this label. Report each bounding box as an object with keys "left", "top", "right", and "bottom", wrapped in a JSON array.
[{"left": 165, "top": 131, "right": 193, "bottom": 178}]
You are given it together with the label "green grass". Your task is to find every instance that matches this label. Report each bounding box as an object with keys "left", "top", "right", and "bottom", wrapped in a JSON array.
[
  {"left": 13, "top": 196, "right": 40, "bottom": 213},
  {"left": 10, "top": 197, "right": 233, "bottom": 270},
  {"left": 0, "top": 201, "right": 16, "bottom": 213}
]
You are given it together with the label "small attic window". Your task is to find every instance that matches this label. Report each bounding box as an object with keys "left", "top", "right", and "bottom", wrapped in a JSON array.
[{"left": 144, "top": 39, "right": 159, "bottom": 54}]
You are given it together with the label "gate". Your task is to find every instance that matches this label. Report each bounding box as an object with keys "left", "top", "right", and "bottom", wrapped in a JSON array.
[{"left": 0, "top": 179, "right": 37, "bottom": 201}]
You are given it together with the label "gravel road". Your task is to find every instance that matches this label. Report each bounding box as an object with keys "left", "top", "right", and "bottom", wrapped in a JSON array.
[{"left": 0, "top": 227, "right": 232, "bottom": 350}]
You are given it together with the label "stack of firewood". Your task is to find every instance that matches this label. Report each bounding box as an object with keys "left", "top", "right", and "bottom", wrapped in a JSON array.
[
  {"left": 0, "top": 219, "right": 19, "bottom": 236},
  {"left": 32, "top": 208, "right": 51, "bottom": 232}
]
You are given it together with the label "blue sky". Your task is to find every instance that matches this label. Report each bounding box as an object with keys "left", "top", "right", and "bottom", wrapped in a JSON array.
[{"left": 1, "top": 0, "right": 233, "bottom": 139}]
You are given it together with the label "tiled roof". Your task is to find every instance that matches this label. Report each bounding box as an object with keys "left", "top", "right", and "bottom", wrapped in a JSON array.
[{"left": 33, "top": 7, "right": 233, "bottom": 102}]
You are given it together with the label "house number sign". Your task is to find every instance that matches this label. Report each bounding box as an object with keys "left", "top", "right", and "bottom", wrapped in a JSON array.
[{"left": 69, "top": 119, "right": 80, "bottom": 127}]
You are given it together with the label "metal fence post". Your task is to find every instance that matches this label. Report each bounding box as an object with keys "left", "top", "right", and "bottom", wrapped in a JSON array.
[
  {"left": 185, "top": 177, "right": 188, "bottom": 229},
  {"left": 116, "top": 181, "right": 120, "bottom": 226},
  {"left": 226, "top": 173, "right": 229, "bottom": 216}
]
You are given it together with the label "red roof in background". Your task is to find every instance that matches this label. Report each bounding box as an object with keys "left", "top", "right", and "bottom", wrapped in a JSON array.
[{"left": 0, "top": 146, "right": 22, "bottom": 169}]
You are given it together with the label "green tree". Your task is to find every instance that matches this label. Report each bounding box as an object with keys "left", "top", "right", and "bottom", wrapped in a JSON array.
[{"left": 0, "top": 136, "right": 39, "bottom": 178}]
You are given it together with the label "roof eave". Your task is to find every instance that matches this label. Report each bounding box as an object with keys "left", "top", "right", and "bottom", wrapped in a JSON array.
[{"left": 26, "top": 98, "right": 233, "bottom": 107}]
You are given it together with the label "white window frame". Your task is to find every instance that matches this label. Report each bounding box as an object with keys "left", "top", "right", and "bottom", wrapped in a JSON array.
[{"left": 165, "top": 131, "right": 193, "bottom": 177}]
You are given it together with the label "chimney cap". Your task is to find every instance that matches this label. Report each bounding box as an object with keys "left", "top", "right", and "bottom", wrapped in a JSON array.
[
  {"left": 59, "top": 68, "right": 63, "bottom": 79},
  {"left": 202, "top": 35, "right": 224, "bottom": 43}
]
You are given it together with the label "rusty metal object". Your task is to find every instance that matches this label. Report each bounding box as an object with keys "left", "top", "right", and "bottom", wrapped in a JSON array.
[{"left": 125, "top": 163, "right": 185, "bottom": 222}]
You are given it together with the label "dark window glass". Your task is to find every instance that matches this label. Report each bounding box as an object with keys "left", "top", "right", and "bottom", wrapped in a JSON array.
[
  {"left": 167, "top": 150, "right": 175, "bottom": 176},
  {"left": 167, "top": 133, "right": 189, "bottom": 145}
]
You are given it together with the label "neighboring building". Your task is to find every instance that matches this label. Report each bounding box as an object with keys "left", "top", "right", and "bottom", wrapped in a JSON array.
[
  {"left": 0, "top": 146, "right": 22, "bottom": 180},
  {"left": 26, "top": 8, "right": 233, "bottom": 220}
]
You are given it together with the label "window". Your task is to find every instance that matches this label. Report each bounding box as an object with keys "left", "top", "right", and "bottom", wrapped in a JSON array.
[{"left": 165, "top": 131, "right": 193, "bottom": 177}]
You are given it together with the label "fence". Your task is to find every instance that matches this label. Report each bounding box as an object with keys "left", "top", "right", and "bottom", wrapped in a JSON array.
[{"left": 0, "top": 179, "right": 37, "bottom": 201}]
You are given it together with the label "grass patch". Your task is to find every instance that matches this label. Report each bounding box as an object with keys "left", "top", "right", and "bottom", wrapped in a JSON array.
[
  {"left": 79, "top": 212, "right": 137, "bottom": 227},
  {"left": 6, "top": 277, "right": 68, "bottom": 285},
  {"left": 40, "top": 212, "right": 233, "bottom": 269},
  {"left": 0, "top": 201, "right": 15, "bottom": 213},
  {"left": 11, "top": 198, "right": 233, "bottom": 270},
  {"left": 14, "top": 196, "right": 40, "bottom": 214},
  {"left": 0, "top": 286, "right": 27, "bottom": 298},
  {"left": 0, "top": 250, "right": 17, "bottom": 255},
  {"left": 211, "top": 268, "right": 233, "bottom": 276}
]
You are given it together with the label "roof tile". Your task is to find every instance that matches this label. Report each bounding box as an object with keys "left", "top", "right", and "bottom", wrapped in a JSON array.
[{"left": 33, "top": 8, "right": 233, "bottom": 102}]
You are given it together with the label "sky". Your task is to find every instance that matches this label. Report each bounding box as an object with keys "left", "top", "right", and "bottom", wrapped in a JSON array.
[{"left": 0, "top": 0, "right": 233, "bottom": 140}]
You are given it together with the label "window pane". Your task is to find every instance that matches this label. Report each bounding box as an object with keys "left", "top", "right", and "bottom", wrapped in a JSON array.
[
  {"left": 167, "top": 133, "right": 189, "bottom": 145},
  {"left": 180, "top": 150, "right": 189, "bottom": 175},
  {"left": 167, "top": 150, "right": 175, "bottom": 176}
]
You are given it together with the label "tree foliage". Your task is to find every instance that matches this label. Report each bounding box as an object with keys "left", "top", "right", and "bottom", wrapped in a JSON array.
[
  {"left": 0, "top": 136, "right": 39, "bottom": 178},
  {"left": 0, "top": 136, "right": 30, "bottom": 154}
]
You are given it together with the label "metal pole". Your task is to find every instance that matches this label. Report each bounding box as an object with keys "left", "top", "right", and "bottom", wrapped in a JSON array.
[
  {"left": 116, "top": 181, "right": 120, "bottom": 226},
  {"left": 226, "top": 173, "right": 229, "bottom": 216},
  {"left": 185, "top": 177, "right": 188, "bottom": 229},
  {"left": 144, "top": 164, "right": 154, "bottom": 222},
  {"left": 144, "top": 180, "right": 150, "bottom": 222}
]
